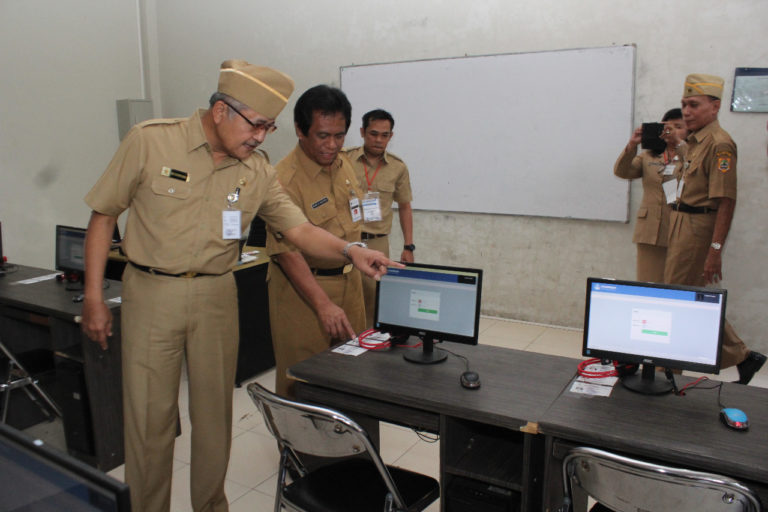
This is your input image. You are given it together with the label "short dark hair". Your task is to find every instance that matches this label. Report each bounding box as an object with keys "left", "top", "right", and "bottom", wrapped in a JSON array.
[
  {"left": 662, "top": 108, "right": 682, "bottom": 122},
  {"left": 294, "top": 85, "right": 352, "bottom": 136},
  {"left": 362, "top": 109, "right": 395, "bottom": 131}
]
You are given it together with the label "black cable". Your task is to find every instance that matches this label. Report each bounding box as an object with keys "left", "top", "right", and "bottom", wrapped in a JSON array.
[{"left": 437, "top": 345, "right": 470, "bottom": 372}]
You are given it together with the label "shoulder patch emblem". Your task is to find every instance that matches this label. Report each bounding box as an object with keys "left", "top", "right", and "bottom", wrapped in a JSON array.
[{"left": 716, "top": 151, "right": 732, "bottom": 173}]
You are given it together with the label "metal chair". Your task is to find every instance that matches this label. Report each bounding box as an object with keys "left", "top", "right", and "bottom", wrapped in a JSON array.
[
  {"left": 247, "top": 382, "right": 440, "bottom": 512},
  {"left": 561, "top": 446, "right": 762, "bottom": 512},
  {"left": 0, "top": 338, "right": 62, "bottom": 424}
]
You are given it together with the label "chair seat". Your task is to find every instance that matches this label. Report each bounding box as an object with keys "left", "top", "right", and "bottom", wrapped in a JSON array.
[{"left": 283, "top": 458, "right": 440, "bottom": 512}]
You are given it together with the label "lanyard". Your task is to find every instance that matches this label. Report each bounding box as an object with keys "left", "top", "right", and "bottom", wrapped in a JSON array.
[{"left": 363, "top": 160, "right": 382, "bottom": 191}]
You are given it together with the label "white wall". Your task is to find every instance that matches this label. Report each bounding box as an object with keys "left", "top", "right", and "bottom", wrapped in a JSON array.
[
  {"left": 0, "top": 0, "right": 144, "bottom": 268},
  {"left": 2, "top": 0, "right": 767, "bottom": 351}
]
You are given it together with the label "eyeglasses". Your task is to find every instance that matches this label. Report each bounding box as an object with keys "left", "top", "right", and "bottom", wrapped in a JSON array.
[{"left": 223, "top": 101, "right": 277, "bottom": 134}]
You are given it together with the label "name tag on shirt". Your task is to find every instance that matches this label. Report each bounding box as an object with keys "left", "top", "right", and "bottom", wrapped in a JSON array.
[
  {"left": 349, "top": 197, "right": 362, "bottom": 223},
  {"left": 362, "top": 192, "right": 382, "bottom": 222},
  {"left": 222, "top": 210, "right": 241, "bottom": 239},
  {"left": 662, "top": 180, "right": 677, "bottom": 204}
]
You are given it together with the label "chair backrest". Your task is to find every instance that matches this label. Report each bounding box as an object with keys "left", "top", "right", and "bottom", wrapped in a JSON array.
[
  {"left": 562, "top": 447, "right": 762, "bottom": 512},
  {"left": 246, "top": 382, "right": 407, "bottom": 506}
]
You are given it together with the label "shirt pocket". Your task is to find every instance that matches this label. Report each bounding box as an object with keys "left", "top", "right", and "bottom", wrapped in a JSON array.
[
  {"left": 636, "top": 207, "right": 648, "bottom": 219},
  {"left": 304, "top": 198, "right": 338, "bottom": 229},
  {"left": 150, "top": 176, "right": 192, "bottom": 199}
]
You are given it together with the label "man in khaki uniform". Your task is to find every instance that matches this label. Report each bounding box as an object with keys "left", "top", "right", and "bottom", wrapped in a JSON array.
[
  {"left": 267, "top": 85, "right": 367, "bottom": 397},
  {"left": 343, "top": 109, "right": 414, "bottom": 327},
  {"left": 664, "top": 73, "right": 765, "bottom": 384},
  {"left": 81, "top": 62, "right": 397, "bottom": 512}
]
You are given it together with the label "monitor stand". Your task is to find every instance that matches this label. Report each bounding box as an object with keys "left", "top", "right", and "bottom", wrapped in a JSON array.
[
  {"left": 620, "top": 364, "right": 673, "bottom": 395},
  {"left": 403, "top": 333, "right": 448, "bottom": 365}
]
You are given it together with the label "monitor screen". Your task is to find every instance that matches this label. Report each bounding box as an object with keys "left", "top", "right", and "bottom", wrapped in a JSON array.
[
  {"left": 375, "top": 262, "right": 482, "bottom": 364},
  {"left": 0, "top": 423, "right": 130, "bottom": 511},
  {"left": 583, "top": 277, "right": 726, "bottom": 394},
  {"left": 56, "top": 225, "right": 87, "bottom": 273}
]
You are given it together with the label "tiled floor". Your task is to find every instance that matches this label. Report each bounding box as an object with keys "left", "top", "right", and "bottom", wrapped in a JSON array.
[{"left": 102, "top": 316, "right": 767, "bottom": 511}]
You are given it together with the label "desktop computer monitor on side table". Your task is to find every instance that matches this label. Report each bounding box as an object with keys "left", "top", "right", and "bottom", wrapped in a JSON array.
[
  {"left": 583, "top": 277, "right": 726, "bottom": 395},
  {"left": 56, "top": 225, "right": 87, "bottom": 291},
  {"left": 374, "top": 263, "right": 483, "bottom": 364}
]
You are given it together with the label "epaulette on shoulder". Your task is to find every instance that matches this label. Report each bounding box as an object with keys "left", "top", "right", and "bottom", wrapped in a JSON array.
[
  {"left": 341, "top": 146, "right": 362, "bottom": 154},
  {"left": 386, "top": 151, "right": 405, "bottom": 163},
  {"left": 140, "top": 117, "right": 185, "bottom": 128}
]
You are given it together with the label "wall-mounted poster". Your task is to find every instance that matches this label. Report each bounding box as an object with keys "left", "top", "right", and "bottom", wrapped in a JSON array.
[{"left": 731, "top": 68, "right": 768, "bottom": 112}]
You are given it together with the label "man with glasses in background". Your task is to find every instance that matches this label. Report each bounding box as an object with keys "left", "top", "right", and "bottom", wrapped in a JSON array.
[{"left": 82, "top": 61, "right": 397, "bottom": 512}]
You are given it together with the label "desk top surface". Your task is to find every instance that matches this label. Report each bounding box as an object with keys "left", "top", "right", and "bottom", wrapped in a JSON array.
[
  {"left": 0, "top": 264, "right": 122, "bottom": 321},
  {"left": 539, "top": 374, "right": 768, "bottom": 484},
  {"left": 289, "top": 342, "right": 579, "bottom": 431}
]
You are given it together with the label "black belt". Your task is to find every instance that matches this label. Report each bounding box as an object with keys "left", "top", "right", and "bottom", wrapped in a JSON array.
[
  {"left": 361, "top": 232, "right": 387, "bottom": 240},
  {"left": 310, "top": 264, "right": 353, "bottom": 276},
  {"left": 129, "top": 261, "right": 217, "bottom": 278},
  {"left": 671, "top": 203, "right": 718, "bottom": 214}
]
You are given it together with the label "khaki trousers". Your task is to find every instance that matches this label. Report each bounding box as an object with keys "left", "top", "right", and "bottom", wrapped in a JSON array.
[
  {"left": 664, "top": 211, "right": 749, "bottom": 368},
  {"left": 268, "top": 262, "right": 365, "bottom": 397},
  {"left": 635, "top": 243, "right": 666, "bottom": 283},
  {"left": 361, "top": 234, "right": 390, "bottom": 328},
  {"left": 122, "top": 264, "right": 238, "bottom": 512}
]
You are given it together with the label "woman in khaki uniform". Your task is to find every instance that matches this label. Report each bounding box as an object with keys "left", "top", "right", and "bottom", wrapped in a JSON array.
[{"left": 614, "top": 109, "right": 687, "bottom": 283}]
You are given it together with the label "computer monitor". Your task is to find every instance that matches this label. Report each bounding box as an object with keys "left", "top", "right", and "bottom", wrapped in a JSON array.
[
  {"left": 375, "top": 262, "right": 483, "bottom": 364},
  {"left": 0, "top": 423, "right": 130, "bottom": 511},
  {"left": 55, "top": 225, "right": 87, "bottom": 290},
  {"left": 583, "top": 277, "right": 726, "bottom": 395}
]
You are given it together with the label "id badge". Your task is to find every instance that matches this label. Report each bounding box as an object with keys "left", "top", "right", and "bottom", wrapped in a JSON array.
[
  {"left": 222, "top": 209, "right": 242, "bottom": 239},
  {"left": 662, "top": 179, "right": 677, "bottom": 204},
  {"left": 362, "top": 192, "right": 382, "bottom": 223},
  {"left": 662, "top": 163, "right": 676, "bottom": 176},
  {"left": 349, "top": 197, "right": 362, "bottom": 223}
]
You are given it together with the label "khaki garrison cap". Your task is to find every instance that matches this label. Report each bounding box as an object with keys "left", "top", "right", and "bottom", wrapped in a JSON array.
[
  {"left": 683, "top": 73, "right": 724, "bottom": 99},
  {"left": 218, "top": 60, "right": 294, "bottom": 118}
]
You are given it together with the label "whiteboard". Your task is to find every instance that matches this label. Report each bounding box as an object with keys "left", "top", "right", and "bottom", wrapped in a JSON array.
[{"left": 341, "top": 46, "right": 634, "bottom": 221}]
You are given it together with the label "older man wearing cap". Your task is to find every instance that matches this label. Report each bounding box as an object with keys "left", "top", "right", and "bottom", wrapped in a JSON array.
[
  {"left": 664, "top": 73, "right": 765, "bottom": 385},
  {"left": 81, "top": 61, "right": 398, "bottom": 512}
]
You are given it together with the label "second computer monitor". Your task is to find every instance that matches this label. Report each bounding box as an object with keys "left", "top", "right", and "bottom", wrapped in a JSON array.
[
  {"left": 583, "top": 277, "right": 726, "bottom": 394},
  {"left": 375, "top": 262, "right": 483, "bottom": 364}
]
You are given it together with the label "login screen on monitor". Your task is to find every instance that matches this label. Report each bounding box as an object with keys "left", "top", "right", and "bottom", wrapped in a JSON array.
[{"left": 584, "top": 280, "right": 724, "bottom": 369}]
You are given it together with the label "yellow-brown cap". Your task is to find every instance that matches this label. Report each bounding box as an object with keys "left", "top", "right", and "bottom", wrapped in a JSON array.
[
  {"left": 217, "top": 60, "right": 294, "bottom": 119},
  {"left": 683, "top": 73, "right": 724, "bottom": 99}
]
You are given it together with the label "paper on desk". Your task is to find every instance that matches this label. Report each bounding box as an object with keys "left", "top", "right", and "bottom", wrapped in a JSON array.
[
  {"left": 12, "top": 273, "right": 59, "bottom": 285},
  {"left": 240, "top": 252, "right": 259, "bottom": 263},
  {"left": 569, "top": 380, "right": 614, "bottom": 397},
  {"left": 332, "top": 339, "right": 366, "bottom": 356},
  {"left": 569, "top": 362, "right": 618, "bottom": 397}
]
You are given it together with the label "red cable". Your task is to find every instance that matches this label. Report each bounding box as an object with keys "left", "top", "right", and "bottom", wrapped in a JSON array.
[{"left": 577, "top": 358, "right": 619, "bottom": 378}]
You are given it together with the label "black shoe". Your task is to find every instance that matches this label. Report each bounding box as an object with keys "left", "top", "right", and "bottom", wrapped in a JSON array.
[{"left": 736, "top": 351, "right": 766, "bottom": 385}]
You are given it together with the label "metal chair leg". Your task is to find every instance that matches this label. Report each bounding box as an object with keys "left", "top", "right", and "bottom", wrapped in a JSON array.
[{"left": 0, "top": 339, "right": 62, "bottom": 423}]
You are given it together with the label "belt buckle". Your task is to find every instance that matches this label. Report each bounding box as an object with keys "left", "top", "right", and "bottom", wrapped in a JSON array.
[
  {"left": 181, "top": 271, "right": 198, "bottom": 278},
  {"left": 342, "top": 263, "right": 353, "bottom": 274}
]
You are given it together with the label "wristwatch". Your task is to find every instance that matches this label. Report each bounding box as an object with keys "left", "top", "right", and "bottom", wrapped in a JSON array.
[
  {"left": 403, "top": 244, "right": 416, "bottom": 252},
  {"left": 710, "top": 242, "right": 722, "bottom": 251},
  {"left": 342, "top": 241, "right": 367, "bottom": 260}
]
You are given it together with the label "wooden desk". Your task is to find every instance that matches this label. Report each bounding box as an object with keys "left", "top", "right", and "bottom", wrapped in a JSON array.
[
  {"left": 289, "top": 342, "right": 579, "bottom": 512},
  {"left": 539, "top": 375, "right": 768, "bottom": 510},
  {"left": 106, "top": 246, "right": 274, "bottom": 386},
  {"left": 0, "top": 264, "right": 124, "bottom": 471}
]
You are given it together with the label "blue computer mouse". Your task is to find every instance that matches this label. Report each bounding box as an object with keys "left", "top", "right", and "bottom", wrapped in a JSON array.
[{"left": 720, "top": 408, "right": 749, "bottom": 431}]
